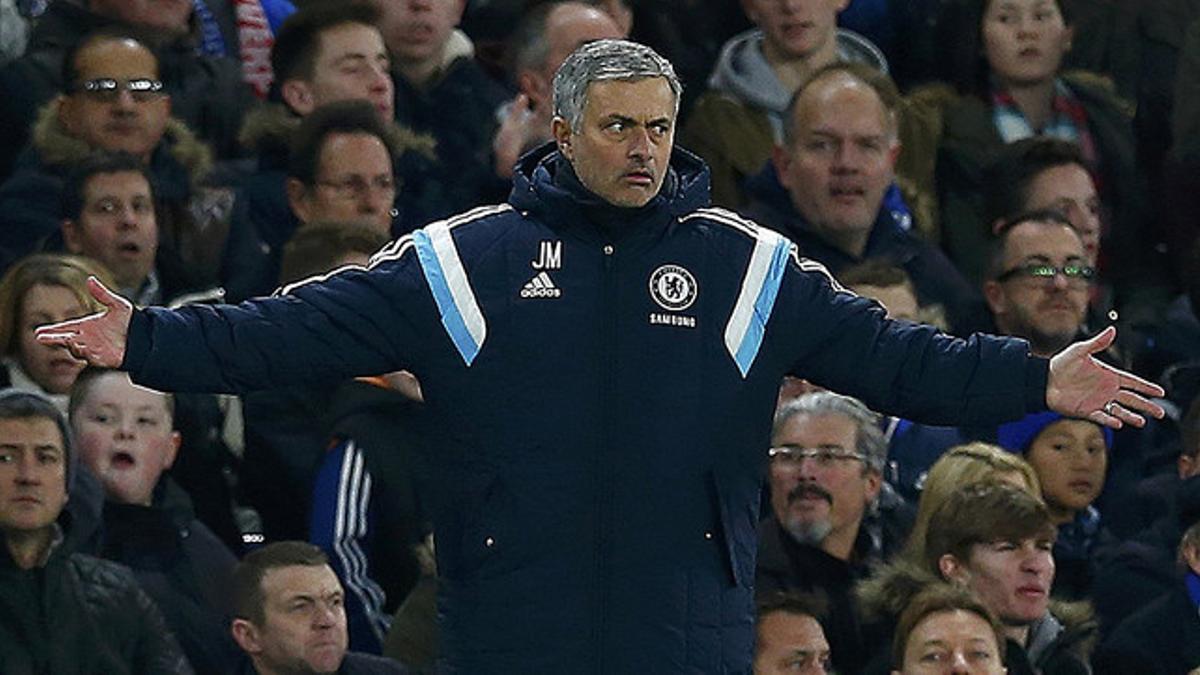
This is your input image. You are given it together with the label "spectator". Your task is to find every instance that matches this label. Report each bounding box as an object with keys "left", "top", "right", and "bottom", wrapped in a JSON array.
[
  {"left": 69, "top": 367, "right": 240, "bottom": 673},
  {"left": 228, "top": 4, "right": 434, "bottom": 300},
  {"left": 0, "top": 389, "right": 193, "bottom": 673},
  {"left": 378, "top": 0, "right": 511, "bottom": 213},
  {"left": 60, "top": 152, "right": 211, "bottom": 306},
  {"left": 838, "top": 260, "right": 963, "bottom": 499},
  {"left": 0, "top": 0, "right": 254, "bottom": 180},
  {"left": 192, "top": 0, "right": 297, "bottom": 98},
  {"left": 858, "top": 481, "right": 1096, "bottom": 675},
  {"left": 996, "top": 412, "right": 1117, "bottom": 599},
  {"left": 904, "top": 0, "right": 1150, "bottom": 310},
  {"left": 493, "top": 1, "right": 622, "bottom": 179},
  {"left": 1094, "top": 518, "right": 1200, "bottom": 674},
  {"left": 758, "top": 391, "right": 911, "bottom": 674},
  {"left": 743, "top": 62, "right": 978, "bottom": 334},
  {"left": 0, "top": 32, "right": 224, "bottom": 283},
  {"left": 684, "top": 0, "right": 887, "bottom": 209},
  {"left": 890, "top": 583, "right": 1007, "bottom": 675},
  {"left": 0, "top": 254, "right": 111, "bottom": 410},
  {"left": 754, "top": 591, "right": 833, "bottom": 675},
  {"left": 229, "top": 541, "right": 408, "bottom": 674}
]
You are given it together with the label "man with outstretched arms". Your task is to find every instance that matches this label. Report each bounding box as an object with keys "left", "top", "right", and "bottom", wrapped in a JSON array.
[{"left": 39, "top": 40, "right": 1163, "bottom": 674}]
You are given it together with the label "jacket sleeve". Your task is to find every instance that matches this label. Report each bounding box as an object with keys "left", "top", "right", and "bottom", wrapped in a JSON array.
[
  {"left": 775, "top": 256, "right": 1048, "bottom": 427},
  {"left": 123, "top": 244, "right": 430, "bottom": 394}
]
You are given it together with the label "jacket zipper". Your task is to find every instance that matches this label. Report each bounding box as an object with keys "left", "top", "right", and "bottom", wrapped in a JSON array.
[{"left": 595, "top": 242, "right": 617, "bottom": 673}]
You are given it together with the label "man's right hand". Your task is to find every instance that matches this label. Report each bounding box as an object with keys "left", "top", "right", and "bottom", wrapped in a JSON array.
[{"left": 35, "top": 276, "right": 133, "bottom": 368}]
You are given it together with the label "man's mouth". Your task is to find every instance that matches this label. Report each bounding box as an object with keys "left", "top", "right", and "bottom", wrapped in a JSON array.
[
  {"left": 625, "top": 169, "right": 654, "bottom": 186},
  {"left": 1016, "top": 584, "right": 1046, "bottom": 598},
  {"left": 110, "top": 451, "right": 136, "bottom": 470},
  {"left": 115, "top": 241, "right": 143, "bottom": 258},
  {"left": 787, "top": 484, "right": 832, "bottom": 506}
]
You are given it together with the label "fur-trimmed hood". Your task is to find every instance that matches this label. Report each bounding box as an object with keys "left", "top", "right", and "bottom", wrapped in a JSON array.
[
  {"left": 237, "top": 102, "right": 438, "bottom": 167},
  {"left": 30, "top": 100, "right": 212, "bottom": 185},
  {"left": 856, "top": 555, "right": 943, "bottom": 625}
]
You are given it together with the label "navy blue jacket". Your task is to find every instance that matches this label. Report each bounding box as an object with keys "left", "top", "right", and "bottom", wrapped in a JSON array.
[{"left": 121, "top": 144, "right": 1048, "bottom": 673}]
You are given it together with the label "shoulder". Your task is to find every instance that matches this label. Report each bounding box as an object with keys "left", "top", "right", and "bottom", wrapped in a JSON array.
[{"left": 340, "top": 650, "right": 411, "bottom": 674}]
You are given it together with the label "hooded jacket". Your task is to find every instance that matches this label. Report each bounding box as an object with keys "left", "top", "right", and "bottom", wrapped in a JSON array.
[
  {"left": 0, "top": 101, "right": 214, "bottom": 291},
  {"left": 682, "top": 27, "right": 887, "bottom": 209},
  {"left": 0, "top": 503, "right": 194, "bottom": 674},
  {"left": 121, "top": 142, "right": 1050, "bottom": 673}
]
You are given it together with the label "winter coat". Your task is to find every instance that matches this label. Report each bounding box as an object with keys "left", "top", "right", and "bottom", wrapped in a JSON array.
[
  {"left": 682, "top": 27, "right": 889, "bottom": 209},
  {"left": 739, "top": 162, "right": 980, "bottom": 335},
  {"left": 234, "top": 650, "right": 409, "bottom": 674},
  {"left": 0, "top": 101, "right": 218, "bottom": 289},
  {"left": 1094, "top": 583, "right": 1200, "bottom": 675},
  {"left": 120, "top": 142, "right": 1051, "bottom": 673},
  {"left": 98, "top": 478, "right": 240, "bottom": 674},
  {"left": 0, "top": 0, "right": 254, "bottom": 180},
  {"left": 0, "top": 510, "right": 194, "bottom": 674}
]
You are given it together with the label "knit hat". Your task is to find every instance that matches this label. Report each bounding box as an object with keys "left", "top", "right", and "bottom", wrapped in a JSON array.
[{"left": 995, "top": 411, "right": 1114, "bottom": 455}]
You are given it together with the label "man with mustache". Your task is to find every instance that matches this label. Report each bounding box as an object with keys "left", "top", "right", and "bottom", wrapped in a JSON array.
[
  {"left": 757, "top": 391, "right": 910, "bottom": 674},
  {"left": 742, "top": 62, "right": 978, "bottom": 334}
]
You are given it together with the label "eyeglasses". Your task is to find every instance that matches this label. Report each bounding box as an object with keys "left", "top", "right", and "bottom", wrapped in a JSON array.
[
  {"left": 768, "top": 445, "right": 868, "bottom": 469},
  {"left": 316, "top": 175, "right": 396, "bottom": 200},
  {"left": 73, "top": 78, "right": 165, "bottom": 103},
  {"left": 996, "top": 263, "right": 1095, "bottom": 286}
]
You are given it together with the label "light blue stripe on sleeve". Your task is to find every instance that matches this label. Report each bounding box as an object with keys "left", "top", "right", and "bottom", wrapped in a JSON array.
[
  {"left": 730, "top": 233, "right": 792, "bottom": 377},
  {"left": 413, "top": 227, "right": 485, "bottom": 366}
]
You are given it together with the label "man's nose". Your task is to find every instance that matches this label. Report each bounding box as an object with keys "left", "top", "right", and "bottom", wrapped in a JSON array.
[
  {"left": 948, "top": 650, "right": 972, "bottom": 673},
  {"left": 14, "top": 455, "right": 40, "bottom": 483},
  {"left": 627, "top": 128, "right": 652, "bottom": 159}
]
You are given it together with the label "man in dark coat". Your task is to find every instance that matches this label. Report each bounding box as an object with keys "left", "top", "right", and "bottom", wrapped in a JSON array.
[
  {"left": 40, "top": 39, "right": 1164, "bottom": 673},
  {"left": 0, "top": 389, "right": 193, "bottom": 673}
]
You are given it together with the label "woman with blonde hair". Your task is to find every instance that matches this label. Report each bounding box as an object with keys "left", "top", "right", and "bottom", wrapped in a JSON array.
[{"left": 0, "top": 254, "right": 113, "bottom": 410}]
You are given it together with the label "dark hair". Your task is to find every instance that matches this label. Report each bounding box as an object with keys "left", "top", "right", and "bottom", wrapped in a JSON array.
[
  {"left": 62, "top": 31, "right": 158, "bottom": 94},
  {"left": 271, "top": 1, "right": 381, "bottom": 87},
  {"left": 986, "top": 208, "right": 1080, "bottom": 279},
  {"left": 935, "top": 0, "right": 1074, "bottom": 97},
  {"left": 983, "top": 137, "right": 1089, "bottom": 228},
  {"left": 756, "top": 590, "right": 829, "bottom": 625},
  {"left": 838, "top": 259, "right": 915, "bottom": 292},
  {"left": 782, "top": 60, "right": 899, "bottom": 148},
  {"left": 232, "top": 541, "right": 330, "bottom": 625},
  {"left": 1182, "top": 397, "right": 1200, "bottom": 461},
  {"left": 68, "top": 367, "right": 174, "bottom": 424},
  {"left": 924, "top": 481, "right": 1057, "bottom": 574},
  {"left": 891, "top": 583, "right": 1007, "bottom": 670},
  {"left": 0, "top": 389, "right": 75, "bottom": 490},
  {"left": 279, "top": 223, "right": 389, "bottom": 286},
  {"left": 62, "top": 152, "right": 154, "bottom": 221},
  {"left": 286, "top": 99, "right": 404, "bottom": 187}
]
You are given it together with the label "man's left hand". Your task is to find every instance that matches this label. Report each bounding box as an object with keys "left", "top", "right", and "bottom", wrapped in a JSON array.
[{"left": 1046, "top": 326, "right": 1165, "bottom": 429}]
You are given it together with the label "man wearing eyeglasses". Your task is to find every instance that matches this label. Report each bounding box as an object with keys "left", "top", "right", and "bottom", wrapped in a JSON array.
[
  {"left": 983, "top": 210, "right": 1093, "bottom": 359},
  {"left": 758, "top": 391, "right": 908, "bottom": 674}
]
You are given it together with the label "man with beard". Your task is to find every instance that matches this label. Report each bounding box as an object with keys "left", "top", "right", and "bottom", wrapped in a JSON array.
[{"left": 756, "top": 391, "right": 912, "bottom": 674}]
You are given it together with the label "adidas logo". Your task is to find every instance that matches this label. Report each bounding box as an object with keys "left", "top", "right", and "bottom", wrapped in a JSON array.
[{"left": 520, "top": 271, "right": 562, "bottom": 298}]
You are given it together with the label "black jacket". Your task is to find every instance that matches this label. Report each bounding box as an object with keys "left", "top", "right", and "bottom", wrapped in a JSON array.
[
  {"left": 236, "top": 650, "right": 409, "bottom": 674},
  {"left": 1094, "top": 583, "right": 1200, "bottom": 675},
  {"left": 122, "top": 143, "right": 1050, "bottom": 673}
]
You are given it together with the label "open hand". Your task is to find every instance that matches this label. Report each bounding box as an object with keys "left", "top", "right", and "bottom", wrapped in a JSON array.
[
  {"left": 34, "top": 276, "right": 132, "bottom": 368},
  {"left": 1046, "top": 326, "right": 1165, "bottom": 428}
]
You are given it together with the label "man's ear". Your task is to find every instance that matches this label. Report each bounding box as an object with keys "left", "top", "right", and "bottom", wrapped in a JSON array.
[
  {"left": 280, "top": 80, "right": 315, "bottom": 116},
  {"left": 162, "top": 431, "right": 181, "bottom": 471},
  {"left": 61, "top": 219, "right": 84, "bottom": 254},
  {"left": 286, "top": 177, "right": 312, "bottom": 223},
  {"left": 771, "top": 144, "right": 793, "bottom": 189},
  {"left": 231, "top": 618, "right": 262, "bottom": 654},
  {"left": 983, "top": 279, "right": 1006, "bottom": 316},
  {"left": 938, "top": 553, "right": 969, "bottom": 584},
  {"left": 453, "top": 0, "right": 467, "bottom": 24},
  {"left": 551, "top": 116, "right": 573, "bottom": 160}
]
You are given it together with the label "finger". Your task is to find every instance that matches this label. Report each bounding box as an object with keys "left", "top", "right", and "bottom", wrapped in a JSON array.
[
  {"left": 34, "top": 329, "right": 77, "bottom": 345},
  {"left": 1082, "top": 325, "right": 1116, "bottom": 354},
  {"left": 87, "top": 275, "right": 127, "bottom": 310},
  {"left": 1114, "top": 390, "right": 1166, "bottom": 421},
  {"left": 1086, "top": 409, "right": 1123, "bottom": 430},
  {"left": 1109, "top": 401, "right": 1147, "bottom": 428},
  {"left": 1118, "top": 371, "right": 1166, "bottom": 400}
]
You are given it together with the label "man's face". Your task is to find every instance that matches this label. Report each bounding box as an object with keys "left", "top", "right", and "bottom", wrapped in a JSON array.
[
  {"left": 774, "top": 74, "right": 898, "bottom": 255},
  {"left": 553, "top": 77, "right": 676, "bottom": 208},
  {"left": 1024, "top": 419, "right": 1107, "bottom": 520},
  {"left": 954, "top": 538, "right": 1055, "bottom": 627},
  {"left": 753, "top": 611, "right": 832, "bottom": 674},
  {"left": 87, "top": 0, "right": 192, "bottom": 36},
  {"left": 0, "top": 417, "right": 68, "bottom": 535},
  {"left": 72, "top": 371, "right": 178, "bottom": 507},
  {"left": 240, "top": 564, "right": 348, "bottom": 674},
  {"left": 1023, "top": 163, "right": 1102, "bottom": 264},
  {"left": 768, "top": 412, "right": 881, "bottom": 551},
  {"left": 17, "top": 284, "right": 88, "bottom": 395},
  {"left": 288, "top": 132, "right": 396, "bottom": 236},
  {"left": 743, "top": 0, "right": 850, "bottom": 61},
  {"left": 982, "top": 0, "right": 1072, "bottom": 88},
  {"left": 521, "top": 4, "right": 623, "bottom": 116},
  {"left": 984, "top": 220, "right": 1089, "bottom": 356},
  {"left": 899, "top": 609, "right": 1005, "bottom": 675},
  {"left": 62, "top": 171, "right": 158, "bottom": 292},
  {"left": 286, "top": 23, "right": 393, "bottom": 120},
  {"left": 375, "top": 0, "right": 464, "bottom": 67},
  {"left": 58, "top": 38, "right": 170, "bottom": 159}
]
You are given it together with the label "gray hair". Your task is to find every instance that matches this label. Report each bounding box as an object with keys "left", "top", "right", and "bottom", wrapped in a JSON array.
[
  {"left": 773, "top": 391, "right": 886, "bottom": 473},
  {"left": 552, "top": 38, "right": 682, "bottom": 132}
]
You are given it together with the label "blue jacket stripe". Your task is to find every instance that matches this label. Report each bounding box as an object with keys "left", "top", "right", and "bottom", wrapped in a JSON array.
[
  {"left": 725, "top": 229, "right": 791, "bottom": 377},
  {"left": 413, "top": 225, "right": 486, "bottom": 366}
]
